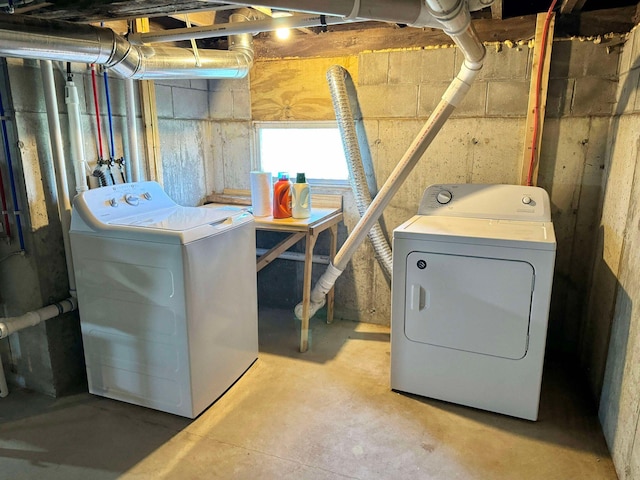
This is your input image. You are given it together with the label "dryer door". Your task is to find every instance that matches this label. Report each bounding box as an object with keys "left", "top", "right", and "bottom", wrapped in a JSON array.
[{"left": 405, "top": 252, "right": 534, "bottom": 359}]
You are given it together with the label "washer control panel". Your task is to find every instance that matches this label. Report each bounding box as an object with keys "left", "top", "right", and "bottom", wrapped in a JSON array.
[
  {"left": 418, "top": 184, "right": 551, "bottom": 222},
  {"left": 73, "top": 181, "right": 177, "bottom": 227}
]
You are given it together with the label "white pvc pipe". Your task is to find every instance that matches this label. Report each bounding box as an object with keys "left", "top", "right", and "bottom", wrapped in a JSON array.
[
  {"left": 125, "top": 78, "right": 140, "bottom": 182},
  {"left": 65, "top": 77, "right": 88, "bottom": 193},
  {"left": 41, "top": 60, "right": 76, "bottom": 297},
  {"left": 0, "top": 298, "right": 78, "bottom": 340},
  {"left": 294, "top": 0, "right": 486, "bottom": 321}
]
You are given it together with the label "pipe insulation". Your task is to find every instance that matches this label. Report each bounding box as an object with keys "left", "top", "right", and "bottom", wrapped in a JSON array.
[
  {"left": 41, "top": 60, "right": 76, "bottom": 297},
  {"left": 326, "top": 64, "right": 392, "bottom": 281},
  {"left": 0, "top": 13, "right": 254, "bottom": 80},
  {"left": 295, "top": 0, "right": 486, "bottom": 320},
  {"left": 0, "top": 297, "right": 78, "bottom": 340}
]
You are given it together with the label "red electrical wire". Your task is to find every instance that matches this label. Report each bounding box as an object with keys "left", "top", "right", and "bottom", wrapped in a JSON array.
[
  {"left": 526, "top": 0, "right": 558, "bottom": 186},
  {"left": 90, "top": 64, "right": 104, "bottom": 160}
]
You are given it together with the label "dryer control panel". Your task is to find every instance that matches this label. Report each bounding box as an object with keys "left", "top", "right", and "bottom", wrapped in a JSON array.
[{"left": 418, "top": 184, "right": 551, "bottom": 222}]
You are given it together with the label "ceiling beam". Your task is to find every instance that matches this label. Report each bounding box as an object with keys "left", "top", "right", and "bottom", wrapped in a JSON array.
[
  {"left": 168, "top": 12, "right": 216, "bottom": 26},
  {"left": 490, "top": 0, "right": 503, "bottom": 20},
  {"left": 560, "top": 0, "right": 588, "bottom": 14}
]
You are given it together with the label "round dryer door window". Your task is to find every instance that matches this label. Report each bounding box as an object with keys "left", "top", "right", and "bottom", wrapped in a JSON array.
[{"left": 404, "top": 251, "right": 534, "bottom": 360}]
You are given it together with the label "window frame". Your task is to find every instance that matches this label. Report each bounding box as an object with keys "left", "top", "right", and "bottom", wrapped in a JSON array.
[{"left": 252, "top": 121, "right": 351, "bottom": 188}]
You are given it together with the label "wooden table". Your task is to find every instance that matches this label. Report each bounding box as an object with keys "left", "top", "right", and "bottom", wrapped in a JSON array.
[{"left": 254, "top": 208, "right": 343, "bottom": 352}]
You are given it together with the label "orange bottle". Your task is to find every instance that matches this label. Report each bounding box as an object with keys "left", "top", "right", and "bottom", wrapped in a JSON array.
[{"left": 272, "top": 172, "right": 292, "bottom": 218}]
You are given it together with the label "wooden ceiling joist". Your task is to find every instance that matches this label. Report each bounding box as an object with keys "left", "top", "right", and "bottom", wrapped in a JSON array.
[
  {"left": 560, "top": 0, "right": 588, "bottom": 14},
  {"left": 491, "top": 0, "right": 503, "bottom": 20}
]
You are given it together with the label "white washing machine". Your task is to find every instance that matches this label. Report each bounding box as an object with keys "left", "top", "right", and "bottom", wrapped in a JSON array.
[
  {"left": 69, "top": 181, "right": 258, "bottom": 418},
  {"left": 391, "top": 184, "right": 556, "bottom": 421}
]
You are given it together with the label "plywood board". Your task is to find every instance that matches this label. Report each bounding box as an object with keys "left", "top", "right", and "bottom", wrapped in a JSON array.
[{"left": 251, "top": 56, "right": 358, "bottom": 121}]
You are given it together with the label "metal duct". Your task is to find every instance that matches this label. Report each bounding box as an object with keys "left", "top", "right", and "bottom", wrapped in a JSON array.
[{"left": 0, "top": 12, "right": 253, "bottom": 79}]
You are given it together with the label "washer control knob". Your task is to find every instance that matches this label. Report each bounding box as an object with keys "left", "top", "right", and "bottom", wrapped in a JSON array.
[
  {"left": 436, "top": 190, "right": 453, "bottom": 205},
  {"left": 125, "top": 194, "right": 139, "bottom": 206},
  {"left": 522, "top": 196, "right": 532, "bottom": 205},
  {"left": 142, "top": 192, "right": 152, "bottom": 200},
  {"left": 109, "top": 197, "right": 118, "bottom": 207}
]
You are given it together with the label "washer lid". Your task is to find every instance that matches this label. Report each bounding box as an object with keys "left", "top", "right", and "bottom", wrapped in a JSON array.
[
  {"left": 394, "top": 215, "right": 556, "bottom": 251},
  {"left": 70, "top": 181, "right": 252, "bottom": 244}
]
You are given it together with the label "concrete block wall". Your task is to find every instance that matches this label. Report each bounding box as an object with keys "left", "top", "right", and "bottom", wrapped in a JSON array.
[
  {"left": 597, "top": 25, "right": 640, "bottom": 480},
  {"left": 155, "top": 77, "right": 251, "bottom": 206}
]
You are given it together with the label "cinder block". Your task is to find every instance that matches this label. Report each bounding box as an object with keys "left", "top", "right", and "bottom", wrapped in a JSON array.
[
  {"left": 190, "top": 79, "right": 208, "bottom": 91},
  {"left": 155, "top": 85, "right": 174, "bottom": 118},
  {"left": 552, "top": 40, "right": 619, "bottom": 80},
  {"left": 452, "top": 81, "right": 487, "bottom": 117},
  {"left": 418, "top": 81, "right": 451, "bottom": 117},
  {"left": 388, "top": 50, "right": 423, "bottom": 85},
  {"left": 172, "top": 87, "right": 209, "bottom": 120},
  {"left": 154, "top": 78, "right": 191, "bottom": 88},
  {"left": 618, "top": 34, "right": 634, "bottom": 76},
  {"left": 572, "top": 77, "right": 617, "bottom": 116},
  {"left": 359, "top": 52, "right": 389, "bottom": 86},
  {"left": 358, "top": 84, "right": 418, "bottom": 118},
  {"left": 486, "top": 81, "right": 528, "bottom": 116},
  {"left": 233, "top": 89, "right": 251, "bottom": 120},
  {"left": 616, "top": 70, "right": 639, "bottom": 115},
  {"left": 478, "top": 45, "right": 531, "bottom": 81},
  {"left": 420, "top": 47, "right": 456, "bottom": 83},
  {"left": 209, "top": 89, "right": 234, "bottom": 119},
  {"left": 546, "top": 78, "right": 574, "bottom": 118}
]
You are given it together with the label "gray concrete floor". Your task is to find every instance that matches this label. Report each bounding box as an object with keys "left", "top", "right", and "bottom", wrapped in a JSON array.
[{"left": 0, "top": 307, "right": 617, "bottom": 479}]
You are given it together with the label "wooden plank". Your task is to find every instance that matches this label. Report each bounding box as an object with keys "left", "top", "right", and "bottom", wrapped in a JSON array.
[
  {"left": 490, "top": 0, "right": 503, "bottom": 20},
  {"left": 134, "top": 18, "right": 163, "bottom": 185},
  {"left": 254, "top": 15, "right": 538, "bottom": 59},
  {"left": 560, "top": 0, "right": 582, "bottom": 14},
  {"left": 208, "top": 189, "right": 342, "bottom": 209},
  {"left": 251, "top": 56, "right": 358, "bottom": 121},
  {"left": 256, "top": 232, "right": 305, "bottom": 271},
  {"left": 519, "top": 12, "right": 555, "bottom": 187},
  {"left": 168, "top": 11, "right": 215, "bottom": 26}
]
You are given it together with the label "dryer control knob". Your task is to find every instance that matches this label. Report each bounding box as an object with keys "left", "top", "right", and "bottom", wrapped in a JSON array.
[
  {"left": 109, "top": 197, "right": 118, "bottom": 207},
  {"left": 436, "top": 190, "right": 453, "bottom": 205},
  {"left": 522, "top": 196, "right": 532, "bottom": 205},
  {"left": 142, "top": 192, "right": 152, "bottom": 200},
  {"left": 125, "top": 194, "right": 139, "bottom": 206}
]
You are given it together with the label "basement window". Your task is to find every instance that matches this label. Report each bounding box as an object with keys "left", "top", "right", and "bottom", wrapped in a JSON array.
[{"left": 255, "top": 122, "right": 349, "bottom": 183}]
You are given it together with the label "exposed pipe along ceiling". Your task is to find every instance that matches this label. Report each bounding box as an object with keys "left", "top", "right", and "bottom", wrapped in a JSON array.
[{"left": 0, "top": 0, "right": 487, "bottom": 395}]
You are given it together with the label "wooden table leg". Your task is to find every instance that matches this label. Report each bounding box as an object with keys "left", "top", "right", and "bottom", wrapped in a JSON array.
[
  {"left": 300, "top": 231, "right": 318, "bottom": 352},
  {"left": 326, "top": 224, "right": 338, "bottom": 325}
]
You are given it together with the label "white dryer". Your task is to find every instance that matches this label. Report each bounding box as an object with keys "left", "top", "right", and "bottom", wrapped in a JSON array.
[
  {"left": 70, "top": 181, "right": 258, "bottom": 418},
  {"left": 391, "top": 184, "right": 556, "bottom": 421}
]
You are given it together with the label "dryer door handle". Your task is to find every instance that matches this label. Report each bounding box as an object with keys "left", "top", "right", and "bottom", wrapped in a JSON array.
[{"left": 410, "top": 284, "right": 429, "bottom": 311}]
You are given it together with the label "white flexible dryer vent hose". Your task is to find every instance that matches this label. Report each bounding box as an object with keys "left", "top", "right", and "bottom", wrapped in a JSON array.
[{"left": 326, "top": 64, "right": 393, "bottom": 281}]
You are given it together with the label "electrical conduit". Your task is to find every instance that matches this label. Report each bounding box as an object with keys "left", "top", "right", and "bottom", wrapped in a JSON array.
[
  {"left": 295, "top": 0, "right": 486, "bottom": 320},
  {"left": 326, "top": 64, "right": 392, "bottom": 281}
]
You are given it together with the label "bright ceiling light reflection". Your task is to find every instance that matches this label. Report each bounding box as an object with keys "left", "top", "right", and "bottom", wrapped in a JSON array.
[{"left": 275, "top": 28, "right": 290, "bottom": 40}]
